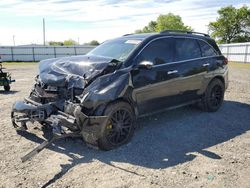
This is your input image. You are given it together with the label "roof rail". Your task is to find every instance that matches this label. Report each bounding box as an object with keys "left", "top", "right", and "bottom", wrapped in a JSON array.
[
  {"left": 160, "top": 30, "right": 210, "bottom": 37},
  {"left": 123, "top": 33, "right": 132, "bottom": 36}
]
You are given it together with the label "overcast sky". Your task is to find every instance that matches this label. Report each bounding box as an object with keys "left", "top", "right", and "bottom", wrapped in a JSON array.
[{"left": 0, "top": 0, "right": 249, "bottom": 45}]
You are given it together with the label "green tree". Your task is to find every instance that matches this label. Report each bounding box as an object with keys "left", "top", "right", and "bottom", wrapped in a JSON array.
[
  {"left": 48, "top": 41, "right": 64, "bottom": 46},
  {"left": 135, "top": 13, "right": 192, "bottom": 33},
  {"left": 63, "top": 39, "right": 77, "bottom": 46},
  {"left": 135, "top": 21, "right": 157, "bottom": 33},
  {"left": 208, "top": 6, "right": 250, "bottom": 43},
  {"left": 85, "top": 40, "right": 100, "bottom": 45},
  {"left": 156, "top": 13, "right": 192, "bottom": 32}
]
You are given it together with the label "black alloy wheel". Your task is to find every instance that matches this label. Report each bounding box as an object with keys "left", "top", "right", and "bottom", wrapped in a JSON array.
[
  {"left": 209, "top": 85, "right": 223, "bottom": 108},
  {"left": 106, "top": 109, "right": 133, "bottom": 145},
  {"left": 98, "top": 102, "right": 135, "bottom": 150},
  {"left": 201, "top": 78, "right": 225, "bottom": 112}
]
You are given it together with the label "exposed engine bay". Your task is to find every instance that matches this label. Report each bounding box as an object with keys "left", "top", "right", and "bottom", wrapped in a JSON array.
[{"left": 11, "top": 55, "right": 132, "bottom": 162}]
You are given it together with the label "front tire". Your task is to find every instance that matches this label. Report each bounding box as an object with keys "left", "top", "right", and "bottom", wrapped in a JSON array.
[
  {"left": 98, "top": 101, "right": 135, "bottom": 150},
  {"left": 201, "top": 78, "right": 225, "bottom": 112}
]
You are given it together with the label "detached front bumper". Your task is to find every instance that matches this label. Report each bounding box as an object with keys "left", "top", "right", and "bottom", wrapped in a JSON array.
[{"left": 11, "top": 98, "right": 108, "bottom": 161}]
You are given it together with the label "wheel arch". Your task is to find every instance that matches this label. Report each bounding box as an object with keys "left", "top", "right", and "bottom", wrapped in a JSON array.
[
  {"left": 103, "top": 97, "right": 138, "bottom": 117},
  {"left": 93, "top": 86, "right": 138, "bottom": 118},
  {"left": 200, "top": 75, "right": 225, "bottom": 97},
  {"left": 209, "top": 76, "right": 225, "bottom": 88},
  {"left": 200, "top": 75, "right": 225, "bottom": 112}
]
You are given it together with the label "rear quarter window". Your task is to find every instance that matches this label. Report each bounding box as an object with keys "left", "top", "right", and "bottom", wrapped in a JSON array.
[
  {"left": 175, "top": 38, "right": 201, "bottom": 61},
  {"left": 198, "top": 40, "right": 217, "bottom": 57}
]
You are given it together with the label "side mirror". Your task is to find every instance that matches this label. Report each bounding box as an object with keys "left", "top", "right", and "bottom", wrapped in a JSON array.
[{"left": 138, "top": 61, "right": 153, "bottom": 70}]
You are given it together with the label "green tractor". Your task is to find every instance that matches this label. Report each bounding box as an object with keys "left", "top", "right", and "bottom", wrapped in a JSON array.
[{"left": 0, "top": 61, "right": 15, "bottom": 91}]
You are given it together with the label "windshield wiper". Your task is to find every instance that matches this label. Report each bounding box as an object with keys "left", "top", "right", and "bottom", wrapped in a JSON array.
[{"left": 109, "top": 59, "right": 123, "bottom": 66}]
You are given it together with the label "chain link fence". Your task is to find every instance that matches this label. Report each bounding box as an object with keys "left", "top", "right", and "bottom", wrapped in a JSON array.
[
  {"left": 219, "top": 42, "right": 250, "bottom": 63},
  {"left": 0, "top": 43, "right": 250, "bottom": 63},
  {"left": 0, "top": 45, "right": 95, "bottom": 62}
]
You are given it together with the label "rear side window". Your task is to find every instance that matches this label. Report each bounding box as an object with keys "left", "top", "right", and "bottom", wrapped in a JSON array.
[
  {"left": 137, "top": 38, "right": 174, "bottom": 65},
  {"left": 175, "top": 38, "right": 201, "bottom": 61},
  {"left": 198, "top": 40, "right": 217, "bottom": 57}
]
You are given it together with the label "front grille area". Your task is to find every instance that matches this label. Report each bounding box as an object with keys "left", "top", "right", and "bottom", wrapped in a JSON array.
[{"left": 29, "top": 84, "right": 62, "bottom": 104}]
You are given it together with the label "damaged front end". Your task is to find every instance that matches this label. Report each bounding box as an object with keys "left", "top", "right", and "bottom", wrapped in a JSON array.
[{"left": 11, "top": 55, "right": 129, "bottom": 162}]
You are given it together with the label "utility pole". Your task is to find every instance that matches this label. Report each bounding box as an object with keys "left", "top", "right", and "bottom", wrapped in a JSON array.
[
  {"left": 207, "top": 28, "right": 211, "bottom": 36},
  {"left": 13, "top": 35, "right": 15, "bottom": 46},
  {"left": 43, "top": 18, "right": 46, "bottom": 45}
]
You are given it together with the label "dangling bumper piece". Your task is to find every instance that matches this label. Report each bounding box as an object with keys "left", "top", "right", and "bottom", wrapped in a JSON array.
[{"left": 11, "top": 98, "right": 108, "bottom": 162}]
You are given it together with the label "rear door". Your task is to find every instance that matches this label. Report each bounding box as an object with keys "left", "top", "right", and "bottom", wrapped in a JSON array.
[
  {"left": 197, "top": 39, "right": 222, "bottom": 73},
  {"left": 171, "top": 37, "right": 208, "bottom": 102},
  {"left": 196, "top": 39, "right": 224, "bottom": 93}
]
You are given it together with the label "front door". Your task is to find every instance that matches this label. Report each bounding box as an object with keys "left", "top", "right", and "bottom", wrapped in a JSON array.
[{"left": 132, "top": 37, "right": 181, "bottom": 115}]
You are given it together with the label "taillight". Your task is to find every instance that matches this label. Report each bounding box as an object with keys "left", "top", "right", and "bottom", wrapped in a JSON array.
[{"left": 224, "top": 57, "right": 228, "bottom": 65}]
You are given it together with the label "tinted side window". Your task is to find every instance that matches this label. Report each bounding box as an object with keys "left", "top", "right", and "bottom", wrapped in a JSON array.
[
  {"left": 137, "top": 38, "right": 174, "bottom": 65},
  {"left": 175, "top": 38, "right": 201, "bottom": 61},
  {"left": 198, "top": 40, "right": 217, "bottom": 57}
]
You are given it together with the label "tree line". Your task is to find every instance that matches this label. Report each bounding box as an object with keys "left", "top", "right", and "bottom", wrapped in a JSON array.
[
  {"left": 48, "top": 39, "right": 100, "bottom": 46},
  {"left": 135, "top": 5, "right": 250, "bottom": 44},
  {"left": 49, "top": 5, "right": 249, "bottom": 45}
]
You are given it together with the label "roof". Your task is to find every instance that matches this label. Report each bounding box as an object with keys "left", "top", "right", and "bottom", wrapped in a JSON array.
[
  {"left": 120, "top": 30, "right": 211, "bottom": 41},
  {"left": 121, "top": 33, "right": 157, "bottom": 40}
]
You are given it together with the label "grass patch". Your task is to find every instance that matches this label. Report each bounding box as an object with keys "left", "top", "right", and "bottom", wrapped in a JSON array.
[
  {"left": 1, "top": 62, "right": 38, "bottom": 65},
  {"left": 229, "top": 62, "right": 250, "bottom": 69}
]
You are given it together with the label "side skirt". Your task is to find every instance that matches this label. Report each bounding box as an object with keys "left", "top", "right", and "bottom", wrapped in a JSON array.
[{"left": 138, "top": 99, "right": 201, "bottom": 118}]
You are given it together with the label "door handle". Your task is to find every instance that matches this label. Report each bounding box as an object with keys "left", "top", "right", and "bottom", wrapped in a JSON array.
[
  {"left": 203, "top": 63, "right": 210, "bottom": 67},
  {"left": 167, "top": 70, "right": 178, "bottom": 75}
]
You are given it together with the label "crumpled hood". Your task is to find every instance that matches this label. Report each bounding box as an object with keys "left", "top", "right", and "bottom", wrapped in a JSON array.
[{"left": 39, "top": 55, "right": 115, "bottom": 89}]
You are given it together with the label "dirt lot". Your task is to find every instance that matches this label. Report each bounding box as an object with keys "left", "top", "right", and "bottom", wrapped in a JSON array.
[{"left": 0, "top": 63, "right": 250, "bottom": 188}]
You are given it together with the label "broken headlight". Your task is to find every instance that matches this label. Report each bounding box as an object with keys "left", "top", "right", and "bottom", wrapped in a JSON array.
[{"left": 45, "top": 85, "right": 58, "bottom": 92}]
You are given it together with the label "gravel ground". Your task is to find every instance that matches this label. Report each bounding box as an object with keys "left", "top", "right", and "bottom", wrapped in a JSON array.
[{"left": 0, "top": 63, "right": 250, "bottom": 188}]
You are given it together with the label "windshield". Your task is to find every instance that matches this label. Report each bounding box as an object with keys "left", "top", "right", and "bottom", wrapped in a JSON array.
[{"left": 87, "top": 38, "right": 142, "bottom": 61}]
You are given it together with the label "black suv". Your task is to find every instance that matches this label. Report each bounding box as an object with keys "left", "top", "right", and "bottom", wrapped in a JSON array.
[{"left": 12, "top": 30, "right": 228, "bottom": 160}]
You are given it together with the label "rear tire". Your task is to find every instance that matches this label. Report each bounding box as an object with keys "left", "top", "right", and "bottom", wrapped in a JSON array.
[
  {"left": 98, "top": 101, "right": 135, "bottom": 151},
  {"left": 4, "top": 85, "right": 10, "bottom": 91},
  {"left": 201, "top": 78, "right": 225, "bottom": 112}
]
